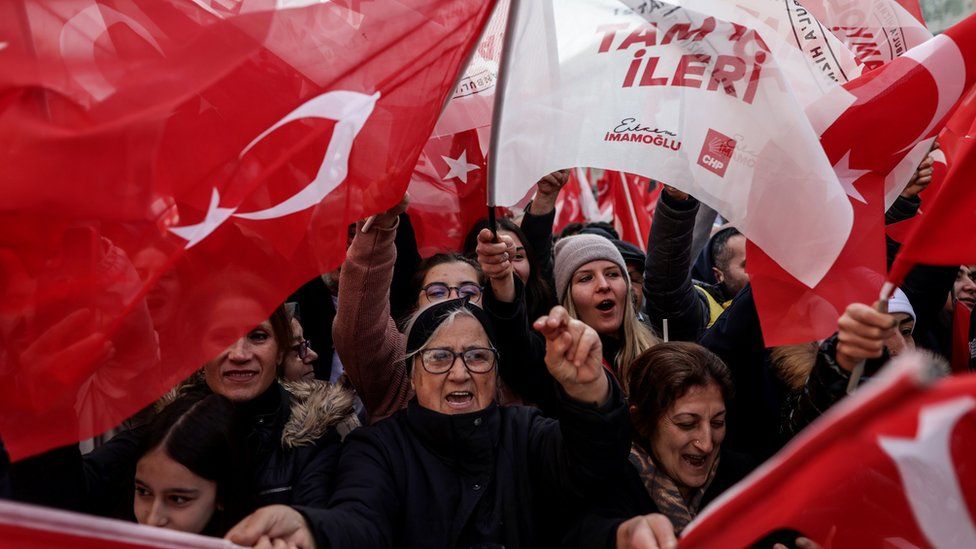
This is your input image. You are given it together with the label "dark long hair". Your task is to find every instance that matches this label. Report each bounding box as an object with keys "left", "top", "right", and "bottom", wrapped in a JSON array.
[
  {"left": 136, "top": 393, "right": 249, "bottom": 536},
  {"left": 462, "top": 217, "right": 557, "bottom": 321}
]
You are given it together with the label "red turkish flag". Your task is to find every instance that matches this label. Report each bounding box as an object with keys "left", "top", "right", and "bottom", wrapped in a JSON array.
[
  {"left": 682, "top": 352, "right": 976, "bottom": 548},
  {"left": 0, "top": 0, "right": 496, "bottom": 460},
  {"left": 888, "top": 134, "right": 976, "bottom": 284},
  {"left": 407, "top": 128, "right": 489, "bottom": 257},
  {"left": 609, "top": 171, "right": 657, "bottom": 251},
  {"left": 888, "top": 84, "right": 976, "bottom": 243},
  {"left": 553, "top": 168, "right": 586, "bottom": 235},
  {"left": 0, "top": 499, "right": 226, "bottom": 548},
  {"left": 748, "top": 12, "right": 976, "bottom": 345}
]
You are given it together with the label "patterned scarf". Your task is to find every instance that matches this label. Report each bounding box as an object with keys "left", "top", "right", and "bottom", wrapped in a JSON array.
[{"left": 628, "top": 443, "right": 720, "bottom": 534}]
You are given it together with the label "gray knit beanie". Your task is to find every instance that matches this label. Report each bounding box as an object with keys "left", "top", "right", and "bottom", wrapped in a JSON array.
[{"left": 554, "top": 234, "right": 631, "bottom": 303}]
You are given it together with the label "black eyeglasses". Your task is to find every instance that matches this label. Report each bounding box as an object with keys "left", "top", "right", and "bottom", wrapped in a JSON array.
[
  {"left": 292, "top": 339, "right": 312, "bottom": 360},
  {"left": 421, "top": 282, "right": 483, "bottom": 302},
  {"left": 417, "top": 347, "right": 497, "bottom": 374}
]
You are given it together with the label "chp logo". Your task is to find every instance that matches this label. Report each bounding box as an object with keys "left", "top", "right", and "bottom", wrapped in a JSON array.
[{"left": 697, "top": 129, "right": 736, "bottom": 178}]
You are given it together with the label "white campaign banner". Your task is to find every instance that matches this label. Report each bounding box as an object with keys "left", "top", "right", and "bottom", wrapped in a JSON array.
[
  {"left": 431, "top": 0, "right": 510, "bottom": 137},
  {"left": 493, "top": 0, "right": 853, "bottom": 287}
]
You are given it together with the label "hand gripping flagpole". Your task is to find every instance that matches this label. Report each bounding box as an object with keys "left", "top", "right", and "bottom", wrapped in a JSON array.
[
  {"left": 846, "top": 288, "right": 894, "bottom": 395},
  {"left": 486, "top": 0, "right": 523, "bottom": 238}
]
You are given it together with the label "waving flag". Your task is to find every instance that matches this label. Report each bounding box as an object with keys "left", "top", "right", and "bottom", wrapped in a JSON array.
[
  {"left": 493, "top": 0, "right": 854, "bottom": 288},
  {"left": 798, "top": 0, "right": 932, "bottom": 71},
  {"left": 0, "top": 0, "right": 496, "bottom": 460},
  {"left": 748, "top": 12, "right": 976, "bottom": 345},
  {"left": 407, "top": 128, "right": 490, "bottom": 257},
  {"left": 683, "top": 352, "right": 976, "bottom": 548},
  {"left": 609, "top": 172, "right": 660, "bottom": 251}
]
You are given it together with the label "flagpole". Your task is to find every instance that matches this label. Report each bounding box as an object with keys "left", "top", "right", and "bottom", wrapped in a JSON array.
[{"left": 486, "top": 0, "right": 522, "bottom": 235}]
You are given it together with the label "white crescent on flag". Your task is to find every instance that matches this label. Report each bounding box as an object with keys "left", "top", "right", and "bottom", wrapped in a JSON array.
[{"left": 169, "top": 90, "right": 379, "bottom": 247}]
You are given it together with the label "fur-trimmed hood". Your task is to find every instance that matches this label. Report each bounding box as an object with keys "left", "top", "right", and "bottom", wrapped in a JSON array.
[
  {"left": 280, "top": 379, "right": 359, "bottom": 448},
  {"left": 155, "top": 377, "right": 359, "bottom": 448}
]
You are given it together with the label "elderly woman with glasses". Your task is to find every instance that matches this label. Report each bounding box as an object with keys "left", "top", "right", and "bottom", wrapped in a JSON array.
[
  {"left": 227, "top": 298, "right": 632, "bottom": 548},
  {"left": 332, "top": 199, "right": 493, "bottom": 424}
]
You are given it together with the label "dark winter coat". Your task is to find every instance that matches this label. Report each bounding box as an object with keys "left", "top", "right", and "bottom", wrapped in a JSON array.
[
  {"left": 10, "top": 380, "right": 356, "bottom": 517},
  {"left": 564, "top": 449, "right": 755, "bottom": 548},
  {"left": 644, "top": 192, "right": 731, "bottom": 343},
  {"left": 295, "top": 376, "right": 631, "bottom": 549}
]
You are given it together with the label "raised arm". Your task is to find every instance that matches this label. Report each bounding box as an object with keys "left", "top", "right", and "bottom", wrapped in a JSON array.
[
  {"left": 333, "top": 199, "right": 411, "bottom": 424},
  {"left": 643, "top": 187, "right": 711, "bottom": 341}
]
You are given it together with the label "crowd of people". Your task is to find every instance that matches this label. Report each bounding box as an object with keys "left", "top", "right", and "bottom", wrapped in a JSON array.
[{"left": 0, "top": 157, "right": 972, "bottom": 548}]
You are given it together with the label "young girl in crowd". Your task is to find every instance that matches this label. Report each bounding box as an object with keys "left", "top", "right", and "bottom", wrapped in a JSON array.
[
  {"left": 9, "top": 303, "right": 357, "bottom": 522},
  {"left": 133, "top": 393, "right": 247, "bottom": 535},
  {"left": 477, "top": 230, "right": 658, "bottom": 412}
]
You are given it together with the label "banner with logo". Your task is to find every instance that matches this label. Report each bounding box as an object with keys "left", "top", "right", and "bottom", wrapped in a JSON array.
[{"left": 493, "top": 0, "right": 853, "bottom": 287}]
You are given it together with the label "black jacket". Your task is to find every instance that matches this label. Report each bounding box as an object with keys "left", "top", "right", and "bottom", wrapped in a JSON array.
[
  {"left": 644, "top": 192, "right": 714, "bottom": 342},
  {"left": 698, "top": 285, "right": 789, "bottom": 459},
  {"left": 565, "top": 449, "right": 755, "bottom": 548},
  {"left": 296, "top": 377, "right": 631, "bottom": 549},
  {"left": 10, "top": 380, "right": 354, "bottom": 517}
]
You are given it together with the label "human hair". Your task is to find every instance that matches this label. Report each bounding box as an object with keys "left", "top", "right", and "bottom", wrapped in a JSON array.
[
  {"left": 558, "top": 222, "right": 584, "bottom": 240},
  {"left": 267, "top": 304, "right": 292, "bottom": 353},
  {"left": 137, "top": 393, "right": 249, "bottom": 535},
  {"left": 561, "top": 284, "right": 658, "bottom": 390},
  {"left": 582, "top": 221, "right": 620, "bottom": 240},
  {"left": 462, "top": 217, "right": 557, "bottom": 321},
  {"left": 710, "top": 228, "right": 742, "bottom": 273},
  {"left": 402, "top": 253, "right": 485, "bottom": 324},
  {"left": 627, "top": 342, "right": 734, "bottom": 443}
]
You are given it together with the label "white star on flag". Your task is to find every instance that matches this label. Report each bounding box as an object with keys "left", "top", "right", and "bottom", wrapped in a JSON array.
[
  {"left": 832, "top": 150, "right": 869, "bottom": 204},
  {"left": 440, "top": 150, "right": 480, "bottom": 184}
]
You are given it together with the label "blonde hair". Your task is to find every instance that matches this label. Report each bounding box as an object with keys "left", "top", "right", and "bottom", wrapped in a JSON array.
[{"left": 562, "top": 286, "right": 658, "bottom": 391}]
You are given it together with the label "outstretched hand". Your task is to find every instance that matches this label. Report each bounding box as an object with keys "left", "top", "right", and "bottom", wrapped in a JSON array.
[
  {"left": 529, "top": 169, "right": 570, "bottom": 215},
  {"left": 534, "top": 306, "right": 610, "bottom": 406},
  {"left": 226, "top": 505, "right": 316, "bottom": 549}
]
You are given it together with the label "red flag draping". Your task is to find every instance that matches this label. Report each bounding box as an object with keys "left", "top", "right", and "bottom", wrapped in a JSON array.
[
  {"left": 887, "top": 134, "right": 976, "bottom": 285},
  {"left": 682, "top": 352, "right": 976, "bottom": 547},
  {"left": 0, "top": 0, "right": 496, "bottom": 460},
  {"left": 748, "top": 12, "right": 976, "bottom": 346}
]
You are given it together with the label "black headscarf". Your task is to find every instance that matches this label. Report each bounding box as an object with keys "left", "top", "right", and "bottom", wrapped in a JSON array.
[{"left": 406, "top": 297, "right": 498, "bottom": 357}]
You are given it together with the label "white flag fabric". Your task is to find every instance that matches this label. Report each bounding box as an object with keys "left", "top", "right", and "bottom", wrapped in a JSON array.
[
  {"left": 493, "top": 0, "right": 853, "bottom": 287},
  {"left": 798, "top": 0, "right": 932, "bottom": 71},
  {"left": 432, "top": 0, "right": 510, "bottom": 137}
]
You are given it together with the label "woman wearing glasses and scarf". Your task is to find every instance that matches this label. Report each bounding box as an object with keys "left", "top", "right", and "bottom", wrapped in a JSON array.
[{"left": 227, "top": 297, "right": 632, "bottom": 548}]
